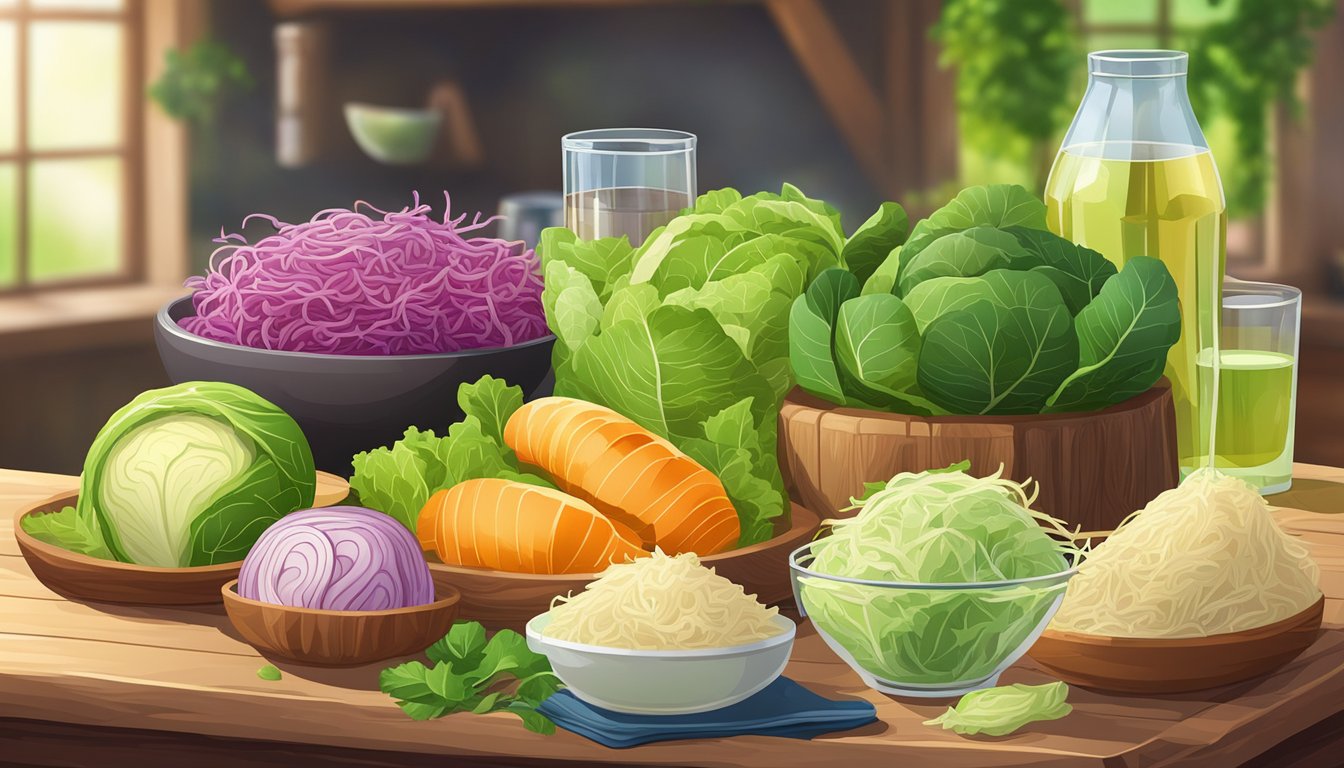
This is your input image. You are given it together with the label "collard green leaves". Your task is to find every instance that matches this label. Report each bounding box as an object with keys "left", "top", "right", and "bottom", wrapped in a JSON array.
[
  {"left": 788, "top": 268, "right": 860, "bottom": 404},
  {"left": 788, "top": 183, "right": 1181, "bottom": 417},
  {"left": 919, "top": 300, "right": 1078, "bottom": 415},
  {"left": 835, "top": 294, "right": 922, "bottom": 401},
  {"left": 1004, "top": 226, "right": 1117, "bottom": 315},
  {"left": 1045, "top": 256, "right": 1181, "bottom": 413},
  {"left": 896, "top": 226, "right": 1031, "bottom": 297}
]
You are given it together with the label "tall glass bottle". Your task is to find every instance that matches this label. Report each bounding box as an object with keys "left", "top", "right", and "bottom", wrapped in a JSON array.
[{"left": 1045, "top": 50, "right": 1226, "bottom": 477}]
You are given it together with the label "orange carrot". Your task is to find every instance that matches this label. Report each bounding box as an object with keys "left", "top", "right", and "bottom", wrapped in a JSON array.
[
  {"left": 504, "top": 397, "right": 741, "bottom": 556},
  {"left": 417, "top": 478, "right": 646, "bottom": 574}
]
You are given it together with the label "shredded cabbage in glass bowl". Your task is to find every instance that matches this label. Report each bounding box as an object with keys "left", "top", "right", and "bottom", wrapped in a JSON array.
[{"left": 789, "top": 463, "right": 1080, "bottom": 697}]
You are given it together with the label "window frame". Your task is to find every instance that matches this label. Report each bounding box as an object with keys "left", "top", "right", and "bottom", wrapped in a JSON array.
[{"left": 0, "top": 0, "right": 146, "bottom": 294}]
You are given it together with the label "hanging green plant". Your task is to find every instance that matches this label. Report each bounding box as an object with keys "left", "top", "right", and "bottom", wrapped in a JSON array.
[
  {"left": 1188, "top": 0, "right": 1336, "bottom": 216},
  {"left": 932, "top": 0, "right": 1079, "bottom": 194},
  {"left": 147, "top": 40, "right": 252, "bottom": 123}
]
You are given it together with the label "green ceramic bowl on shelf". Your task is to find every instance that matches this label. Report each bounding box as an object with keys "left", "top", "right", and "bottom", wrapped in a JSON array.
[{"left": 344, "top": 102, "right": 441, "bottom": 165}]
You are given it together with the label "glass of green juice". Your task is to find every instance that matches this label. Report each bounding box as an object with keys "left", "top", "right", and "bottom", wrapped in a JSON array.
[{"left": 1203, "top": 281, "right": 1301, "bottom": 494}]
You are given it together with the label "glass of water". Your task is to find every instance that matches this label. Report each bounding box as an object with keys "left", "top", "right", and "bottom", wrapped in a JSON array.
[
  {"left": 562, "top": 128, "right": 696, "bottom": 246},
  {"left": 1207, "top": 280, "right": 1302, "bottom": 494}
]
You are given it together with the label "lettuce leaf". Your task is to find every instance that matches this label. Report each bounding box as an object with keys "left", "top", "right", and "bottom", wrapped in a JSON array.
[{"left": 350, "top": 378, "right": 549, "bottom": 532}]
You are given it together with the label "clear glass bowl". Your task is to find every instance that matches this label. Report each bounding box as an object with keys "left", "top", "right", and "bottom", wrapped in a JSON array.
[{"left": 789, "top": 542, "right": 1076, "bottom": 698}]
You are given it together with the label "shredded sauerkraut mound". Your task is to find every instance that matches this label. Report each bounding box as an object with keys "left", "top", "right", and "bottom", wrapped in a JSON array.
[
  {"left": 1051, "top": 469, "right": 1320, "bottom": 638},
  {"left": 543, "top": 551, "right": 783, "bottom": 650}
]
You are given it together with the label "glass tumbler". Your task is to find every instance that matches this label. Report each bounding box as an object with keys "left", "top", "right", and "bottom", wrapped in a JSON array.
[
  {"left": 1206, "top": 280, "right": 1302, "bottom": 494},
  {"left": 562, "top": 128, "right": 696, "bottom": 246}
]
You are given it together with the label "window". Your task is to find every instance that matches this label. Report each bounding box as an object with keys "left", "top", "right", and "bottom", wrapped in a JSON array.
[{"left": 0, "top": 0, "right": 142, "bottom": 292}]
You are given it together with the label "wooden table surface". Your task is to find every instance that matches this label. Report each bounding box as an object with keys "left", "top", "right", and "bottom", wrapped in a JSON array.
[{"left": 3, "top": 465, "right": 1344, "bottom": 768}]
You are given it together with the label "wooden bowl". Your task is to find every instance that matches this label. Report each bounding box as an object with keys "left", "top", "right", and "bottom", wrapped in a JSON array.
[
  {"left": 429, "top": 503, "right": 821, "bottom": 631},
  {"left": 1028, "top": 596, "right": 1325, "bottom": 694},
  {"left": 778, "top": 382, "right": 1179, "bottom": 533},
  {"left": 222, "top": 580, "right": 460, "bottom": 667},
  {"left": 15, "top": 471, "right": 349, "bottom": 606}
]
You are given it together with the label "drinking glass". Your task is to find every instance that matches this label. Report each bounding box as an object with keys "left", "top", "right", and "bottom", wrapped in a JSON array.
[
  {"left": 1207, "top": 280, "right": 1301, "bottom": 494},
  {"left": 562, "top": 128, "right": 696, "bottom": 246}
]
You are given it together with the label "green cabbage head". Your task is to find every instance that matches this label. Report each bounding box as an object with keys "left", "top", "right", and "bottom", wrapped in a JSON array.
[{"left": 76, "top": 381, "right": 315, "bottom": 567}]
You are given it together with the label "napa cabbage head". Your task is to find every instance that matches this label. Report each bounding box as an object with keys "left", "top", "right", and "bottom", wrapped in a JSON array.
[{"left": 77, "top": 382, "right": 315, "bottom": 567}]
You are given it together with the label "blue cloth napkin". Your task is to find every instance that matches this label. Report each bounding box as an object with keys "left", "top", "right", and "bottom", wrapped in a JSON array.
[{"left": 538, "top": 677, "right": 877, "bottom": 749}]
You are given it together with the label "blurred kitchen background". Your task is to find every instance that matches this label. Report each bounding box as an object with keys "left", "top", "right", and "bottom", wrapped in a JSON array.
[{"left": 0, "top": 0, "right": 1341, "bottom": 474}]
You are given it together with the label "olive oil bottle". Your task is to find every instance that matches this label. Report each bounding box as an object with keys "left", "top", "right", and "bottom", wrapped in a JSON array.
[{"left": 1045, "top": 51, "right": 1226, "bottom": 475}]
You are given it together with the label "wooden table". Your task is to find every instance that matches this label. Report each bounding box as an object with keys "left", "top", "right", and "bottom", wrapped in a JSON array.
[{"left": 3, "top": 465, "right": 1344, "bottom": 768}]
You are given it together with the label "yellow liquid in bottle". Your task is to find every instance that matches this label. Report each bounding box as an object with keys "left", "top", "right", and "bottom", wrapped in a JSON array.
[{"left": 1045, "top": 142, "right": 1226, "bottom": 472}]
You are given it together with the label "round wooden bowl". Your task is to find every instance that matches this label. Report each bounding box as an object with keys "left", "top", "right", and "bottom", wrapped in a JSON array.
[
  {"left": 222, "top": 580, "right": 461, "bottom": 667},
  {"left": 1028, "top": 595, "right": 1325, "bottom": 694},
  {"left": 14, "top": 471, "right": 350, "bottom": 606},
  {"left": 428, "top": 503, "right": 821, "bottom": 631},
  {"left": 778, "top": 381, "right": 1179, "bottom": 533}
]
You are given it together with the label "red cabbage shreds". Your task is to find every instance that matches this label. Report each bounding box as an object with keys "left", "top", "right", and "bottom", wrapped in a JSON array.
[
  {"left": 238, "top": 506, "right": 435, "bottom": 611},
  {"left": 181, "top": 193, "right": 548, "bottom": 355}
]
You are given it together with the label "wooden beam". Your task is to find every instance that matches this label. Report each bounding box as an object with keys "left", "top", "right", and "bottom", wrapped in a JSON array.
[
  {"left": 883, "top": 0, "right": 956, "bottom": 205},
  {"left": 764, "top": 0, "right": 889, "bottom": 197}
]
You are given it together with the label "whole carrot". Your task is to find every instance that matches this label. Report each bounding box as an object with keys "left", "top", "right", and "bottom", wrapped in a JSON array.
[
  {"left": 504, "top": 398, "right": 741, "bottom": 556},
  {"left": 417, "top": 478, "right": 646, "bottom": 574}
]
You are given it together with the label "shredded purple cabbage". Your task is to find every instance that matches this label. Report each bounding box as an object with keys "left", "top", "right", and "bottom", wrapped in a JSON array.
[{"left": 181, "top": 193, "right": 548, "bottom": 355}]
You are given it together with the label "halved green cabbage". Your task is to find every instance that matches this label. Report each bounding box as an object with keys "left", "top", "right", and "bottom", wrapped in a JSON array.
[{"left": 77, "top": 381, "right": 315, "bottom": 567}]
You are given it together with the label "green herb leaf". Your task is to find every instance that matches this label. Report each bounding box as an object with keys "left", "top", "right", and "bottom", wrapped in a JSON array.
[
  {"left": 505, "top": 701, "right": 558, "bottom": 735},
  {"left": 256, "top": 664, "right": 282, "bottom": 681},
  {"left": 380, "top": 623, "right": 560, "bottom": 733},
  {"left": 924, "top": 681, "right": 1072, "bottom": 737},
  {"left": 514, "top": 673, "right": 564, "bottom": 707},
  {"left": 426, "top": 622, "right": 488, "bottom": 673},
  {"left": 20, "top": 505, "right": 114, "bottom": 560}
]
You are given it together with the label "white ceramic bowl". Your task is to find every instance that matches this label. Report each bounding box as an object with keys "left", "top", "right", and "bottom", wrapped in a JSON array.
[{"left": 525, "top": 612, "right": 796, "bottom": 714}]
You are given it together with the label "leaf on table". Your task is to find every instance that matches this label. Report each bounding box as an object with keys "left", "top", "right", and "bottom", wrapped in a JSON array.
[
  {"left": 426, "top": 621, "right": 488, "bottom": 673},
  {"left": 924, "top": 681, "right": 1072, "bottom": 737}
]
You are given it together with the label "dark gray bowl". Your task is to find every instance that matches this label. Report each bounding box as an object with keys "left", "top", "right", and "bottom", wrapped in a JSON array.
[{"left": 155, "top": 297, "right": 555, "bottom": 475}]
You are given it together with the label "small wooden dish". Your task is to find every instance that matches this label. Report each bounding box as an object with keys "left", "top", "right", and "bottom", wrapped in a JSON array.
[
  {"left": 429, "top": 503, "right": 822, "bottom": 631},
  {"left": 1028, "top": 595, "right": 1325, "bottom": 694},
  {"left": 15, "top": 471, "right": 349, "bottom": 606},
  {"left": 222, "top": 580, "right": 460, "bottom": 667}
]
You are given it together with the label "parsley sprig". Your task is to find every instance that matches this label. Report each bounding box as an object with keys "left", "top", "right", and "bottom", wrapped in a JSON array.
[{"left": 379, "top": 622, "right": 562, "bottom": 734}]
